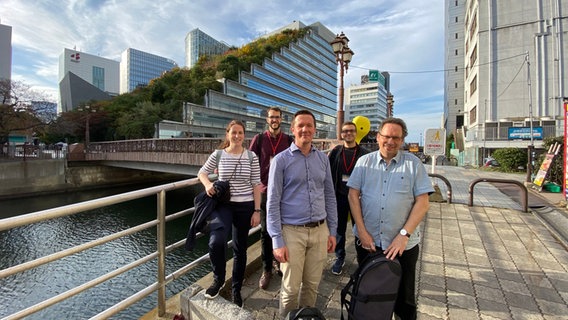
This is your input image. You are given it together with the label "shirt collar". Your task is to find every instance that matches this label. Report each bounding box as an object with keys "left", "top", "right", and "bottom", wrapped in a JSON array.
[
  {"left": 290, "top": 142, "right": 316, "bottom": 154},
  {"left": 378, "top": 150, "right": 402, "bottom": 165}
]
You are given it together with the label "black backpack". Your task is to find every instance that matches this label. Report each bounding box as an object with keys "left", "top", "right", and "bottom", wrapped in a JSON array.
[
  {"left": 286, "top": 307, "right": 326, "bottom": 320},
  {"left": 340, "top": 252, "right": 402, "bottom": 320}
]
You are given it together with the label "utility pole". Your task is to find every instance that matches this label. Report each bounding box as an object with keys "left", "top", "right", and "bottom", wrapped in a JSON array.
[{"left": 525, "top": 51, "right": 534, "bottom": 185}]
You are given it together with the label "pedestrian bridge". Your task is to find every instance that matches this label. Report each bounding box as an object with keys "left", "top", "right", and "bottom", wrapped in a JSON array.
[{"left": 82, "top": 138, "right": 340, "bottom": 176}]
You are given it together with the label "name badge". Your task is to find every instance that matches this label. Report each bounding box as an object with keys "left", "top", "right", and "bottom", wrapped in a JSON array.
[{"left": 342, "top": 174, "right": 350, "bottom": 182}]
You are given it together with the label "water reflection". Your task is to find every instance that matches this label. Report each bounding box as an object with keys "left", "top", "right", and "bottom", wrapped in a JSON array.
[{"left": 0, "top": 182, "right": 211, "bottom": 319}]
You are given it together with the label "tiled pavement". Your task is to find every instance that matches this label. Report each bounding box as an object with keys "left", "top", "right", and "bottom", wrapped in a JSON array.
[{"left": 149, "top": 166, "right": 568, "bottom": 319}]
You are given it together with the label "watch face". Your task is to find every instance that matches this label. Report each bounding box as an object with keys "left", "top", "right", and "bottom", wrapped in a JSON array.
[{"left": 400, "top": 229, "right": 409, "bottom": 236}]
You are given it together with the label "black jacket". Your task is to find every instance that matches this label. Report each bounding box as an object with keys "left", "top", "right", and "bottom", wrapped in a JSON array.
[{"left": 184, "top": 180, "right": 230, "bottom": 251}]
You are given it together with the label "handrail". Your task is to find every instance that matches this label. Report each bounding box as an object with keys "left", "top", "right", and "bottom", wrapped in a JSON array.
[
  {"left": 468, "top": 178, "right": 528, "bottom": 212},
  {"left": 0, "top": 177, "right": 260, "bottom": 319},
  {"left": 428, "top": 173, "right": 452, "bottom": 204}
]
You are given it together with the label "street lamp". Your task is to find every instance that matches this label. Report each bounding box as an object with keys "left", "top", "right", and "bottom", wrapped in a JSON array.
[{"left": 331, "top": 32, "right": 354, "bottom": 140}]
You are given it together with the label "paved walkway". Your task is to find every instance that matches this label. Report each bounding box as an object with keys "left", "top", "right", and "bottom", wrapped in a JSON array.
[{"left": 147, "top": 166, "right": 568, "bottom": 320}]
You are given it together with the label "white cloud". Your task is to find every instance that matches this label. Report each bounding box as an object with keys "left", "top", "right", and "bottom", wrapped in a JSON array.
[{"left": 1, "top": 0, "right": 445, "bottom": 133}]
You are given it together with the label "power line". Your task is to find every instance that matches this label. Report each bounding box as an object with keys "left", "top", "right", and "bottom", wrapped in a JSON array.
[{"left": 349, "top": 53, "right": 527, "bottom": 74}]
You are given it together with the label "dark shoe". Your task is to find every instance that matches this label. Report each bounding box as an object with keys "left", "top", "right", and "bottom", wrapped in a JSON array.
[
  {"left": 259, "top": 271, "right": 272, "bottom": 289},
  {"left": 273, "top": 260, "right": 283, "bottom": 277},
  {"left": 233, "top": 291, "right": 243, "bottom": 307},
  {"left": 331, "top": 258, "right": 345, "bottom": 275},
  {"left": 204, "top": 279, "right": 224, "bottom": 299}
]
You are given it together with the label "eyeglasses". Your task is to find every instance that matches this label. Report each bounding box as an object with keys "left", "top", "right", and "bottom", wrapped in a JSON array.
[
  {"left": 378, "top": 132, "right": 403, "bottom": 142},
  {"left": 268, "top": 116, "right": 281, "bottom": 119},
  {"left": 341, "top": 129, "right": 356, "bottom": 134}
]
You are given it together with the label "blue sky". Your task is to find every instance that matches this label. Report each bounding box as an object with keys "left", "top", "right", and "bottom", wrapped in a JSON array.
[{"left": 1, "top": 0, "right": 444, "bottom": 143}]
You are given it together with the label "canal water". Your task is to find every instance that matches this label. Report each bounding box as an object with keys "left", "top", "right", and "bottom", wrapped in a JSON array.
[{"left": 0, "top": 181, "right": 212, "bottom": 319}]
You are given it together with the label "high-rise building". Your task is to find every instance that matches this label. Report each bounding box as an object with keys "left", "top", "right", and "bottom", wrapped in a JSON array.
[
  {"left": 120, "top": 48, "right": 178, "bottom": 94},
  {"left": 443, "top": 0, "right": 465, "bottom": 136},
  {"left": 58, "top": 48, "right": 119, "bottom": 112},
  {"left": 448, "top": 0, "right": 568, "bottom": 165},
  {"left": 168, "top": 21, "right": 339, "bottom": 139},
  {"left": 345, "top": 71, "right": 390, "bottom": 136},
  {"left": 0, "top": 22, "right": 12, "bottom": 81},
  {"left": 184, "top": 28, "right": 230, "bottom": 69}
]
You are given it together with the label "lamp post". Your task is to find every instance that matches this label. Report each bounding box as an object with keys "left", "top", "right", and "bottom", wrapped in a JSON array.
[{"left": 331, "top": 32, "right": 354, "bottom": 139}]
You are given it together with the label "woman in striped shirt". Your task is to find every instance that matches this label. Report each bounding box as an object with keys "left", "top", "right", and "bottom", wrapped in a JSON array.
[{"left": 198, "top": 120, "right": 261, "bottom": 307}]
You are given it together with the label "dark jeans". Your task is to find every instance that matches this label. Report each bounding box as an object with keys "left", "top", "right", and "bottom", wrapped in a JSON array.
[
  {"left": 334, "top": 193, "right": 352, "bottom": 261},
  {"left": 208, "top": 201, "right": 253, "bottom": 292},
  {"left": 355, "top": 237, "right": 420, "bottom": 320},
  {"left": 260, "top": 192, "right": 275, "bottom": 273}
]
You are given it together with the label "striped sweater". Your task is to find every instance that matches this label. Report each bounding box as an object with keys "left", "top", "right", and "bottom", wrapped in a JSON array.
[{"left": 199, "top": 149, "right": 261, "bottom": 202}]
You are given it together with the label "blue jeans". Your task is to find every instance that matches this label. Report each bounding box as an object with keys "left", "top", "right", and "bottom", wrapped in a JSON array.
[{"left": 208, "top": 201, "right": 253, "bottom": 292}]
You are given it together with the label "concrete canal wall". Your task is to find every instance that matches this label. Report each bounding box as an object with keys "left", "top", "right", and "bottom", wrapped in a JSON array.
[{"left": 0, "top": 159, "right": 187, "bottom": 199}]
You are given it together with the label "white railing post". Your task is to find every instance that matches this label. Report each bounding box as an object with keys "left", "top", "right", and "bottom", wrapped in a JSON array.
[{"left": 157, "top": 189, "right": 167, "bottom": 316}]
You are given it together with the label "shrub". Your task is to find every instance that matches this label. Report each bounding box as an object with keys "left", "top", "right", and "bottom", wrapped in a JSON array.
[{"left": 492, "top": 148, "right": 527, "bottom": 172}]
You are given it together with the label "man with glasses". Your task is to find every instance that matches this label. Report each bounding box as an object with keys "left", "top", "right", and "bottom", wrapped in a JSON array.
[
  {"left": 250, "top": 107, "right": 294, "bottom": 290},
  {"left": 347, "top": 117, "right": 433, "bottom": 320},
  {"left": 328, "top": 121, "right": 369, "bottom": 275}
]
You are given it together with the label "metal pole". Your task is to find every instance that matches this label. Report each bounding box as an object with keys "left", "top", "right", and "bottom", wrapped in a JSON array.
[
  {"left": 156, "top": 190, "right": 166, "bottom": 316},
  {"left": 526, "top": 52, "right": 534, "bottom": 184},
  {"left": 337, "top": 61, "right": 345, "bottom": 140}
]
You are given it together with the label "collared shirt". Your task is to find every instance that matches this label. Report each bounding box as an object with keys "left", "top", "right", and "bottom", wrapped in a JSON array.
[
  {"left": 249, "top": 131, "right": 293, "bottom": 192},
  {"left": 267, "top": 143, "right": 338, "bottom": 249},
  {"left": 347, "top": 150, "right": 434, "bottom": 249}
]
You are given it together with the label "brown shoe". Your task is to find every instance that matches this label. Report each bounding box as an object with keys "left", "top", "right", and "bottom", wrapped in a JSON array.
[{"left": 259, "top": 271, "right": 272, "bottom": 289}]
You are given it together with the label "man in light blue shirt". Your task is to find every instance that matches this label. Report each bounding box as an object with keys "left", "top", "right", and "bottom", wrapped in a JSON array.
[
  {"left": 267, "top": 110, "right": 337, "bottom": 317},
  {"left": 348, "top": 117, "right": 433, "bottom": 320}
]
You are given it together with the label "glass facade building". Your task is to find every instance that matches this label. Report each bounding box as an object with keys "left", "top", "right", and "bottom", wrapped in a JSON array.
[
  {"left": 182, "top": 21, "right": 339, "bottom": 139},
  {"left": 120, "top": 48, "right": 178, "bottom": 94},
  {"left": 184, "top": 28, "right": 230, "bottom": 69}
]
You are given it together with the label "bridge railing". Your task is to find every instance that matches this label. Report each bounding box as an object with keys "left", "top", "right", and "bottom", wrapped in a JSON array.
[{"left": 0, "top": 176, "right": 259, "bottom": 319}]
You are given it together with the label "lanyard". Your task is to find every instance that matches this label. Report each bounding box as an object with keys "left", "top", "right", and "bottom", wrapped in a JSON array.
[
  {"left": 342, "top": 146, "right": 358, "bottom": 173},
  {"left": 266, "top": 131, "right": 283, "bottom": 156}
]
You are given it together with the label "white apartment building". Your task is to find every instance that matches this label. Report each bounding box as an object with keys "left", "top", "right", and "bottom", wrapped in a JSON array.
[
  {"left": 345, "top": 72, "right": 390, "bottom": 136},
  {"left": 453, "top": 0, "right": 568, "bottom": 165}
]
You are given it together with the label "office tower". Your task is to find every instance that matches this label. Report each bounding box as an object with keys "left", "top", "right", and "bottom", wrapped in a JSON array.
[
  {"left": 444, "top": 0, "right": 465, "bottom": 136},
  {"left": 120, "top": 48, "right": 178, "bottom": 94},
  {"left": 449, "top": 0, "right": 568, "bottom": 165},
  {"left": 178, "top": 21, "right": 339, "bottom": 139},
  {"left": 345, "top": 71, "right": 390, "bottom": 136},
  {"left": 0, "top": 22, "right": 12, "bottom": 81},
  {"left": 58, "top": 48, "right": 119, "bottom": 113},
  {"left": 185, "top": 28, "right": 230, "bottom": 69}
]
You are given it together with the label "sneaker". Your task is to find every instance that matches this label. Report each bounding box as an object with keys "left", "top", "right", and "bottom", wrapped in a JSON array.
[
  {"left": 233, "top": 290, "right": 243, "bottom": 307},
  {"left": 331, "top": 258, "right": 345, "bottom": 275},
  {"left": 204, "top": 279, "right": 224, "bottom": 299}
]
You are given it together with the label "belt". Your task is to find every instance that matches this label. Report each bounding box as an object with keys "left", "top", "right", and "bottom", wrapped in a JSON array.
[{"left": 297, "top": 219, "right": 325, "bottom": 228}]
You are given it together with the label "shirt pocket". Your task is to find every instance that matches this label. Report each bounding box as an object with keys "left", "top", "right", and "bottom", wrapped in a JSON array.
[{"left": 393, "top": 176, "right": 411, "bottom": 193}]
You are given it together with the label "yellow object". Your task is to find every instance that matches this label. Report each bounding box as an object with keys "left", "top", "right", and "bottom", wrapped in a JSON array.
[{"left": 352, "top": 116, "right": 371, "bottom": 144}]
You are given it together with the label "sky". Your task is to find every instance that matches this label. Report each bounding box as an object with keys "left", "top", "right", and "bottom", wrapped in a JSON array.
[{"left": 1, "top": 0, "right": 445, "bottom": 143}]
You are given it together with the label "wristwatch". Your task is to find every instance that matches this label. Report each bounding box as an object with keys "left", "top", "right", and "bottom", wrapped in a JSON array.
[
  {"left": 400, "top": 228, "right": 411, "bottom": 238},
  {"left": 254, "top": 209, "right": 261, "bottom": 212}
]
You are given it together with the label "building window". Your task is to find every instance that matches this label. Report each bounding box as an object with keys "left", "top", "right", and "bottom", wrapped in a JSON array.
[
  {"left": 469, "top": 105, "right": 477, "bottom": 124},
  {"left": 455, "top": 0, "right": 458, "bottom": 6},
  {"left": 470, "top": 44, "right": 477, "bottom": 66},
  {"left": 455, "top": 82, "right": 458, "bottom": 89},
  {"left": 470, "top": 75, "right": 477, "bottom": 95},
  {"left": 455, "top": 49, "right": 458, "bottom": 55},
  {"left": 455, "top": 16, "right": 458, "bottom": 23},
  {"left": 455, "top": 66, "right": 458, "bottom": 72},
  {"left": 455, "top": 99, "right": 458, "bottom": 105},
  {"left": 455, "top": 33, "right": 458, "bottom": 39},
  {"left": 92, "top": 66, "right": 105, "bottom": 91}
]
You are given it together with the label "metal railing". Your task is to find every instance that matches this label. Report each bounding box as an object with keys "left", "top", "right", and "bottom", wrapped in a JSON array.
[
  {"left": 0, "top": 177, "right": 260, "bottom": 319},
  {"left": 468, "top": 178, "right": 528, "bottom": 212}
]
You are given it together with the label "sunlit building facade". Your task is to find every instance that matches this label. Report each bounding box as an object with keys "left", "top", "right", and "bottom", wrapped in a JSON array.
[
  {"left": 345, "top": 72, "right": 390, "bottom": 136},
  {"left": 120, "top": 48, "right": 178, "bottom": 94},
  {"left": 177, "top": 21, "right": 339, "bottom": 139},
  {"left": 184, "top": 28, "right": 230, "bottom": 69},
  {"left": 58, "top": 48, "right": 119, "bottom": 112}
]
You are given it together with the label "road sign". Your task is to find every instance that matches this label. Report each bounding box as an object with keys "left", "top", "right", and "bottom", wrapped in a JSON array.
[{"left": 423, "top": 128, "right": 446, "bottom": 156}]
